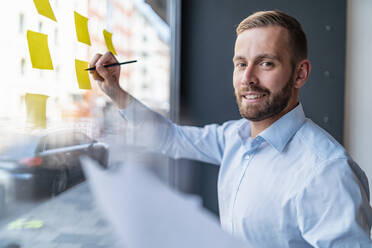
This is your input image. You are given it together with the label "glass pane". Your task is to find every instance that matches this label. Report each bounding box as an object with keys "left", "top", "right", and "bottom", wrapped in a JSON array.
[{"left": 0, "top": 0, "right": 172, "bottom": 246}]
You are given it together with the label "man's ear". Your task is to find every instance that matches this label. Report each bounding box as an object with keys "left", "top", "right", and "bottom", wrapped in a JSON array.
[{"left": 294, "top": 59, "right": 311, "bottom": 89}]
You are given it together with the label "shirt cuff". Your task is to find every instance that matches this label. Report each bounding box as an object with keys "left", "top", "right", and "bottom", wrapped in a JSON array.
[
  {"left": 118, "top": 96, "right": 151, "bottom": 125},
  {"left": 118, "top": 95, "right": 135, "bottom": 122}
]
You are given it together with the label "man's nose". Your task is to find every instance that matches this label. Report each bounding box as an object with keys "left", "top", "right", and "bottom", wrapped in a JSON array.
[{"left": 242, "top": 65, "right": 258, "bottom": 85}]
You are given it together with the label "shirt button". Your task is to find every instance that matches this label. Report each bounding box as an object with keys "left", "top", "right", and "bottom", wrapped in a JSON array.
[{"left": 244, "top": 154, "right": 250, "bottom": 160}]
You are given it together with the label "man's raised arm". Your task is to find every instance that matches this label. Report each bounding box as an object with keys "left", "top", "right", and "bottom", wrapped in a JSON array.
[{"left": 89, "top": 51, "right": 225, "bottom": 165}]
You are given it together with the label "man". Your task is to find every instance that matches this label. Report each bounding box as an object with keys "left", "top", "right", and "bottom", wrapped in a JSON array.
[{"left": 90, "top": 10, "right": 372, "bottom": 247}]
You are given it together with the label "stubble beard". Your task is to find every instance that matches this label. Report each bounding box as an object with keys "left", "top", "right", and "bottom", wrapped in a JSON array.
[{"left": 235, "top": 76, "right": 294, "bottom": 122}]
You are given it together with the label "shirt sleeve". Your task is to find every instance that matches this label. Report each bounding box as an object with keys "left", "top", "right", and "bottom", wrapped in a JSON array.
[
  {"left": 118, "top": 97, "right": 226, "bottom": 165},
  {"left": 296, "top": 158, "right": 372, "bottom": 247}
]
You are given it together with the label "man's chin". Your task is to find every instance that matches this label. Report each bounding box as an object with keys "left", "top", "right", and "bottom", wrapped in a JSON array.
[
  {"left": 236, "top": 101, "right": 271, "bottom": 121},
  {"left": 239, "top": 109, "right": 265, "bottom": 121}
]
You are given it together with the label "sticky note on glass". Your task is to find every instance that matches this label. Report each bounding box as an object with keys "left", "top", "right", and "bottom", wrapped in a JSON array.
[
  {"left": 32, "top": 0, "right": 57, "bottom": 22},
  {"left": 74, "top": 12, "right": 91, "bottom": 46},
  {"left": 27, "top": 30, "right": 54, "bottom": 70},
  {"left": 25, "top": 93, "right": 48, "bottom": 129},
  {"left": 103, "top": 29, "right": 117, "bottom": 55},
  {"left": 75, "top": 59, "right": 91, "bottom": 89}
]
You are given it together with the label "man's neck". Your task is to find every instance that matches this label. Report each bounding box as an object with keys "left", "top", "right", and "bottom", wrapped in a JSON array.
[{"left": 250, "top": 101, "right": 299, "bottom": 138}]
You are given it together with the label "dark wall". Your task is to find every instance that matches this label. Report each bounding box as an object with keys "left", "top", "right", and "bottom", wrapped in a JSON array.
[{"left": 179, "top": 0, "right": 346, "bottom": 215}]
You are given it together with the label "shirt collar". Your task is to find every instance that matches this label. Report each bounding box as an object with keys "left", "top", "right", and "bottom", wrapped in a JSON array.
[{"left": 238, "top": 103, "right": 306, "bottom": 153}]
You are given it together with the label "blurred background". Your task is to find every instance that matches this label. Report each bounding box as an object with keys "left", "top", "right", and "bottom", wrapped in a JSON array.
[{"left": 0, "top": 0, "right": 371, "bottom": 247}]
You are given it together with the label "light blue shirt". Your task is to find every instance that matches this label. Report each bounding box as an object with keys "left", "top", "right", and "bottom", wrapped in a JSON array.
[{"left": 120, "top": 98, "right": 372, "bottom": 247}]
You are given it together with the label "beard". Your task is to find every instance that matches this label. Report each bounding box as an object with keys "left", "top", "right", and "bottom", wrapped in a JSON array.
[{"left": 235, "top": 76, "right": 294, "bottom": 122}]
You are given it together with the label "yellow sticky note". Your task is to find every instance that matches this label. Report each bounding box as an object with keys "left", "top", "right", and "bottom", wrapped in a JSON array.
[
  {"left": 74, "top": 12, "right": 91, "bottom": 46},
  {"left": 75, "top": 59, "right": 91, "bottom": 90},
  {"left": 103, "top": 29, "right": 117, "bottom": 55},
  {"left": 33, "top": 0, "right": 57, "bottom": 22},
  {"left": 27, "top": 30, "right": 54, "bottom": 70},
  {"left": 25, "top": 93, "right": 49, "bottom": 129}
]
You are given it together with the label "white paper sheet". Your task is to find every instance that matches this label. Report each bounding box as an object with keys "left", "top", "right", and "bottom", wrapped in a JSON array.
[{"left": 81, "top": 157, "right": 248, "bottom": 248}]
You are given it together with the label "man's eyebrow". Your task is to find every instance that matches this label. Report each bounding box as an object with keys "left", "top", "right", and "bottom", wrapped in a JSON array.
[
  {"left": 256, "top": 54, "right": 282, "bottom": 62},
  {"left": 232, "top": 55, "right": 245, "bottom": 62},
  {"left": 233, "top": 54, "right": 283, "bottom": 62}
]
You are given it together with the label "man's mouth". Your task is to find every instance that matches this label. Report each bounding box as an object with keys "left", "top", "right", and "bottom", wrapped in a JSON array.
[{"left": 242, "top": 93, "right": 267, "bottom": 100}]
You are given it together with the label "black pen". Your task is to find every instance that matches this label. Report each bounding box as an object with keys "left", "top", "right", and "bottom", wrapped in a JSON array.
[{"left": 85, "top": 60, "right": 137, "bottom": 71}]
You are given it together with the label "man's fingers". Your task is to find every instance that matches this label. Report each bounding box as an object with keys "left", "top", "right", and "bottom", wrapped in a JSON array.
[
  {"left": 96, "top": 51, "right": 119, "bottom": 81},
  {"left": 89, "top": 53, "right": 102, "bottom": 69},
  {"left": 89, "top": 51, "right": 119, "bottom": 83},
  {"left": 96, "top": 63, "right": 110, "bottom": 80},
  {"left": 97, "top": 51, "right": 118, "bottom": 66},
  {"left": 89, "top": 53, "right": 104, "bottom": 81},
  {"left": 92, "top": 71, "right": 104, "bottom": 81}
]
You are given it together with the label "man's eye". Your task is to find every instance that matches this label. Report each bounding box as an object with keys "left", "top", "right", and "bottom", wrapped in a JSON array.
[
  {"left": 236, "top": 63, "right": 246, "bottom": 68},
  {"left": 261, "top": 61, "right": 274, "bottom": 67}
]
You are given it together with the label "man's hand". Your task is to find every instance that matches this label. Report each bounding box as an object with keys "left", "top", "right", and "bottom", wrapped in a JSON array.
[{"left": 89, "top": 52, "right": 130, "bottom": 109}]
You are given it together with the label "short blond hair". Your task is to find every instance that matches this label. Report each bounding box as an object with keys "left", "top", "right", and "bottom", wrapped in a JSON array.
[{"left": 237, "top": 10, "right": 308, "bottom": 63}]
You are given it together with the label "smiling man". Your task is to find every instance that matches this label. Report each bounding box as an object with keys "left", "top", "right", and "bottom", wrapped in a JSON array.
[
  {"left": 232, "top": 23, "right": 306, "bottom": 136},
  {"left": 90, "top": 10, "right": 372, "bottom": 247}
]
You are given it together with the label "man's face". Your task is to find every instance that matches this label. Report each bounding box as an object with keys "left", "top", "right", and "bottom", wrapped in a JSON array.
[{"left": 233, "top": 26, "right": 296, "bottom": 121}]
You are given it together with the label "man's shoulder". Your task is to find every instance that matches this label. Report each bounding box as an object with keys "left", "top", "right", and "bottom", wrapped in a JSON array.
[
  {"left": 294, "top": 118, "right": 348, "bottom": 162},
  {"left": 293, "top": 119, "right": 370, "bottom": 202}
]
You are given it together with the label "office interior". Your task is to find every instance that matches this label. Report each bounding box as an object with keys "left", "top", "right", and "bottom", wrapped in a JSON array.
[{"left": 0, "top": 0, "right": 371, "bottom": 246}]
